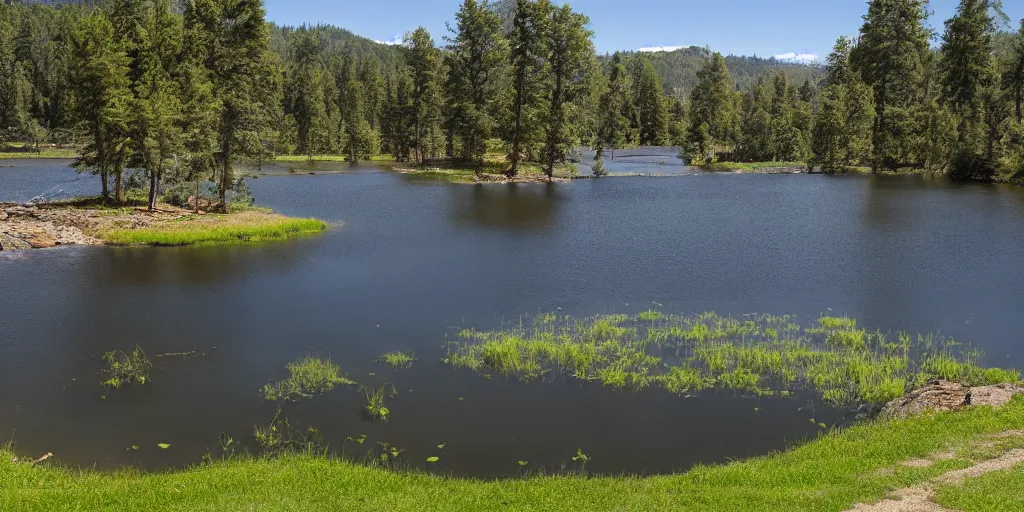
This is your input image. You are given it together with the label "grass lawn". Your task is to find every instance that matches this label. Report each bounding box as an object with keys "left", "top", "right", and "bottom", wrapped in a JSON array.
[
  {"left": 2, "top": 397, "right": 1023, "bottom": 511},
  {"left": 100, "top": 210, "right": 327, "bottom": 247},
  {"left": 934, "top": 463, "right": 1024, "bottom": 512}
]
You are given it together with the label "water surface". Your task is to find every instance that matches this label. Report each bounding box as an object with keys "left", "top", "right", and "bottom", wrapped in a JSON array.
[{"left": 2, "top": 161, "right": 1023, "bottom": 477}]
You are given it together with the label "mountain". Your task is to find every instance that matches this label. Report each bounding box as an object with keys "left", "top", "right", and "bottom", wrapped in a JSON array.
[{"left": 609, "top": 47, "right": 823, "bottom": 98}]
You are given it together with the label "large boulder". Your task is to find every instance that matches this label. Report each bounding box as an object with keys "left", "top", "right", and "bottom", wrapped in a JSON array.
[
  {"left": 879, "top": 380, "right": 1024, "bottom": 420},
  {"left": 0, "top": 233, "right": 32, "bottom": 251}
]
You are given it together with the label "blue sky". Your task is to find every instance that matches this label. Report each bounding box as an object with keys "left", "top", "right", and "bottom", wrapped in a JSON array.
[{"left": 264, "top": 0, "right": 1024, "bottom": 62}]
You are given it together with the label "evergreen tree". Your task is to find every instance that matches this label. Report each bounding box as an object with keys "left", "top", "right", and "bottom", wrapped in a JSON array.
[
  {"left": 359, "top": 54, "right": 386, "bottom": 131},
  {"left": 597, "top": 54, "right": 633, "bottom": 153},
  {"left": 633, "top": 57, "right": 668, "bottom": 146},
  {"left": 407, "top": 27, "right": 442, "bottom": 163},
  {"left": 666, "top": 96, "right": 686, "bottom": 146},
  {"left": 184, "top": 0, "right": 275, "bottom": 209},
  {"left": 445, "top": 0, "right": 507, "bottom": 166},
  {"left": 385, "top": 69, "right": 415, "bottom": 162},
  {"left": 504, "top": 0, "right": 548, "bottom": 176},
  {"left": 811, "top": 37, "right": 875, "bottom": 171},
  {"left": 70, "top": 9, "right": 133, "bottom": 203},
  {"left": 177, "top": 59, "right": 220, "bottom": 212},
  {"left": 855, "top": 0, "right": 931, "bottom": 170},
  {"left": 133, "top": 0, "right": 183, "bottom": 211},
  {"left": 1008, "top": 19, "right": 1024, "bottom": 123},
  {"left": 738, "top": 77, "right": 772, "bottom": 161},
  {"left": 686, "top": 51, "right": 736, "bottom": 164},
  {"left": 541, "top": 4, "right": 592, "bottom": 178},
  {"left": 287, "top": 27, "right": 331, "bottom": 161},
  {"left": 939, "top": 0, "right": 1002, "bottom": 179}
]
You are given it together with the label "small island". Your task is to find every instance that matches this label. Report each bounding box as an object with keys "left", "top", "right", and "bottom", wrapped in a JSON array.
[{"left": 0, "top": 199, "right": 326, "bottom": 251}]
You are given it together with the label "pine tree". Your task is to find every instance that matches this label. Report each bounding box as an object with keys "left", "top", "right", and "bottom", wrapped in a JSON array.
[
  {"left": 70, "top": 9, "right": 133, "bottom": 203},
  {"left": 407, "top": 27, "right": 442, "bottom": 163},
  {"left": 811, "top": 37, "right": 876, "bottom": 171},
  {"left": 856, "top": 0, "right": 931, "bottom": 171},
  {"left": 541, "top": 4, "right": 592, "bottom": 178},
  {"left": 633, "top": 57, "right": 668, "bottom": 146},
  {"left": 445, "top": 0, "right": 507, "bottom": 167},
  {"left": 686, "top": 51, "right": 736, "bottom": 164},
  {"left": 504, "top": 0, "right": 548, "bottom": 176},
  {"left": 177, "top": 59, "right": 220, "bottom": 212},
  {"left": 738, "top": 77, "right": 772, "bottom": 161},
  {"left": 184, "top": 0, "right": 275, "bottom": 210},
  {"left": 939, "top": 0, "right": 1002, "bottom": 179},
  {"left": 287, "top": 27, "right": 331, "bottom": 161},
  {"left": 359, "top": 54, "right": 386, "bottom": 131},
  {"left": 597, "top": 54, "right": 633, "bottom": 153},
  {"left": 1008, "top": 19, "right": 1024, "bottom": 123}
]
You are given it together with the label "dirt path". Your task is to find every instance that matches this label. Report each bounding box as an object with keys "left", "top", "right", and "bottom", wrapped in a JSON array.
[{"left": 849, "top": 436, "right": 1024, "bottom": 512}]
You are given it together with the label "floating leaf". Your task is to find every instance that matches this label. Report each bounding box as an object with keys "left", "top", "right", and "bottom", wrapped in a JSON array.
[
  {"left": 818, "top": 422, "right": 827, "bottom": 429},
  {"left": 157, "top": 443, "right": 170, "bottom": 449},
  {"left": 458, "top": 397, "right": 465, "bottom": 401},
  {"left": 437, "top": 443, "right": 446, "bottom": 450},
  {"left": 517, "top": 460, "right": 529, "bottom": 467},
  {"left": 127, "top": 445, "right": 139, "bottom": 451},
  {"left": 426, "top": 457, "right": 439, "bottom": 463}
]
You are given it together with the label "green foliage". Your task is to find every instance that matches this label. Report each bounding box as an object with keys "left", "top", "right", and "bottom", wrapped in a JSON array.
[
  {"left": 103, "top": 218, "right": 327, "bottom": 247},
  {"left": 812, "top": 38, "right": 876, "bottom": 172},
  {"left": 261, "top": 357, "right": 356, "bottom": 402},
  {"left": 632, "top": 58, "right": 668, "bottom": 146},
  {"left": 686, "top": 52, "right": 737, "bottom": 164},
  {"left": 378, "top": 351, "right": 416, "bottom": 370},
  {"left": 363, "top": 385, "right": 390, "bottom": 422},
  {"left": 100, "top": 346, "right": 153, "bottom": 389}
]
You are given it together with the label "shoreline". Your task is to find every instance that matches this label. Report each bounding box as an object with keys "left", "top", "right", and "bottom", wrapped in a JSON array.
[
  {"left": 0, "top": 200, "right": 328, "bottom": 251},
  {"left": 1, "top": 383, "right": 1021, "bottom": 510}
]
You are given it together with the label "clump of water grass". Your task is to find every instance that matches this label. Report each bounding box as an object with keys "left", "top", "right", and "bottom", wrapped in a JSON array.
[
  {"left": 444, "top": 311, "right": 1020, "bottom": 406},
  {"left": 100, "top": 346, "right": 153, "bottom": 389},
  {"left": 261, "top": 357, "right": 356, "bottom": 402},
  {"left": 378, "top": 351, "right": 416, "bottom": 370},
  {"left": 363, "top": 385, "right": 390, "bottom": 422}
]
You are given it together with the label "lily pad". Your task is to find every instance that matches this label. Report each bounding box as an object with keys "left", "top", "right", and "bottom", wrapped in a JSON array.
[
  {"left": 157, "top": 443, "right": 171, "bottom": 449},
  {"left": 426, "top": 456, "right": 439, "bottom": 463}
]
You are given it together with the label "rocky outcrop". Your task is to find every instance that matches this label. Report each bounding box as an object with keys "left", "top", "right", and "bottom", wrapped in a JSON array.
[
  {"left": 879, "top": 380, "right": 1024, "bottom": 420},
  {"left": 0, "top": 203, "right": 103, "bottom": 251}
]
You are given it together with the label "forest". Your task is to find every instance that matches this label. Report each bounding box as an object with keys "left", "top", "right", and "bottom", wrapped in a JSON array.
[{"left": 1, "top": 0, "right": 1024, "bottom": 210}]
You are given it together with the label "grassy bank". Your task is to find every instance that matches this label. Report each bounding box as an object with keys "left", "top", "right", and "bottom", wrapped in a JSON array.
[
  {"left": 101, "top": 211, "right": 327, "bottom": 247},
  {"left": 0, "top": 143, "right": 78, "bottom": 159},
  {"left": 2, "top": 397, "right": 1023, "bottom": 511},
  {"left": 702, "top": 161, "right": 807, "bottom": 173},
  {"left": 271, "top": 154, "right": 396, "bottom": 164}
]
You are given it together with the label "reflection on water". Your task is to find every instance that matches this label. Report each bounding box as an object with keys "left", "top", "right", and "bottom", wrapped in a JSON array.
[{"left": 452, "top": 183, "right": 561, "bottom": 230}]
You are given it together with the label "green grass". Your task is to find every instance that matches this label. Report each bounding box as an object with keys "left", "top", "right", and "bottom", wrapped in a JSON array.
[
  {"left": 445, "top": 312, "right": 1020, "bottom": 405},
  {"left": 0, "top": 142, "right": 78, "bottom": 159},
  {"left": 271, "top": 154, "right": 395, "bottom": 163},
  {"left": 261, "top": 357, "right": 356, "bottom": 402},
  {"left": 3, "top": 397, "right": 1024, "bottom": 510},
  {"left": 362, "top": 385, "right": 390, "bottom": 422},
  {"left": 702, "top": 162, "right": 806, "bottom": 173},
  {"left": 402, "top": 169, "right": 477, "bottom": 183},
  {"left": 934, "top": 463, "right": 1024, "bottom": 511},
  {"left": 102, "top": 217, "right": 327, "bottom": 247},
  {"left": 378, "top": 351, "right": 416, "bottom": 370}
]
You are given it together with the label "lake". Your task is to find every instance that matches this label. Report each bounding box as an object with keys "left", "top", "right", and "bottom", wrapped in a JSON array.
[{"left": 2, "top": 157, "right": 1023, "bottom": 477}]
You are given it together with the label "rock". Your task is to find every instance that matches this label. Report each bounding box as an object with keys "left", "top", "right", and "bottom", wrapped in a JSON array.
[
  {"left": 879, "top": 380, "right": 1024, "bottom": 420},
  {"left": 0, "top": 233, "right": 32, "bottom": 251},
  {"left": 0, "top": 210, "right": 7, "bottom": 221},
  {"left": 24, "top": 233, "right": 56, "bottom": 248}
]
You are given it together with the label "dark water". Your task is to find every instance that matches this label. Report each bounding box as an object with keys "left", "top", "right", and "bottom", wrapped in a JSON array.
[{"left": 2, "top": 161, "right": 1024, "bottom": 477}]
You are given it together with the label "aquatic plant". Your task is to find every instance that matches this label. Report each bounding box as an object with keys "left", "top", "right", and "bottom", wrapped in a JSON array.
[
  {"left": 363, "top": 386, "right": 390, "bottom": 422},
  {"left": 444, "top": 311, "right": 1020, "bottom": 406},
  {"left": 261, "top": 357, "right": 356, "bottom": 402},
  {"left": 253, "top": 410, "right": 323, "bottom": 453},
  {"left": 100, "top": 346, "right": 153, "bottom": 389},
  {"left": 378, "top": 351, "right": 416, "bottom": 370}
]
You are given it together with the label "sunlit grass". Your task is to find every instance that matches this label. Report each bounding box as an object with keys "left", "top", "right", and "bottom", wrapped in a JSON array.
[
  {"left": 378, "top": 351, "right": 415, "bottom": 370},
  {"left": 261, "top": 357, "right": 356, "bottom": 402},
  {"left": 100, "top": 346, "right": 152, "bottom": 389},
  {"left": 102, "top": 214, "right": 327, "bottom": 247},
  {"left": 445, "top": 312, "right": 1020, "bottom": 406}
]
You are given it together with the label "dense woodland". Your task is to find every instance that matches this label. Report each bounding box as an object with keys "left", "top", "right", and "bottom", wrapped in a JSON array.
[{"left": 1, "top": 0, "right": 1024, "bottom": 210}]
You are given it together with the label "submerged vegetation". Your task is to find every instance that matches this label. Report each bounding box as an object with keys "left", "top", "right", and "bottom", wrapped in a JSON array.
[
  {"left": 100, "top": 346, "right": 153, "bottom": 389},
  {"left": 445, "top": 312, "right": 1020, "bottom": 405},
  {"left": 261, "top": 357, "right": 356, "bottom": 402},
  {"left": 378, "top": 351, "right": 416, "bottom": 370}
]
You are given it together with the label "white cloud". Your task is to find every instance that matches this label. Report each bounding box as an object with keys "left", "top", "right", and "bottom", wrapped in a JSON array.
[
  {"left": 773, "top": 52, "right": 819, "bottom": 64},
  {"left": 637, "top": 45, "right": 689, "bottom": 53},
  {"left": 374, "top": 34, "right": 404, "bottom": 46}
]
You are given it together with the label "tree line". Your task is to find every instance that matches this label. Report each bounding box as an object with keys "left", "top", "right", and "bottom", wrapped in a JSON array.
[
  {"left": 684, "top": 0, "right": 1024, "bottom": 180},
  {"left": 2, "top": 0, "right": 1024, "bottom": 209}
]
